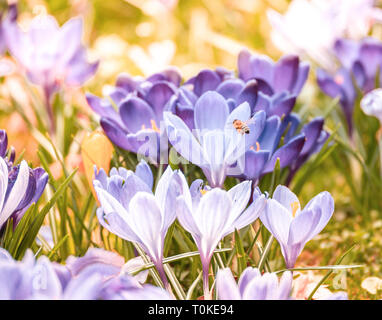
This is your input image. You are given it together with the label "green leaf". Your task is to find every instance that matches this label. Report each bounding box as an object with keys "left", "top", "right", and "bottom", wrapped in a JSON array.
[
  {"left": 234, "top": 229, "right": 247, "bottom": 276},
  {"left": 14, "top": 169, "right": 78, "bottom": 259}
]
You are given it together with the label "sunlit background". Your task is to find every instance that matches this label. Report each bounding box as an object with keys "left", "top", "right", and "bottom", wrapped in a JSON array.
[{"left": 1, "top": 0, "right": 382, "bottom": 299}]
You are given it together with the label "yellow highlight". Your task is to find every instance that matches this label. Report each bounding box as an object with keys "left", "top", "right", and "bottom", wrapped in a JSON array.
[
  {"left": 141, "top": 120, "right": 160, "bottom": 133},
  {"left": 291, "top": 201, "right": 300, "bottom": 218},
  {"left": 150, "top": 119, "right": 161, "bottom": 133},
  {"left": 200, "top": 189, "right": 208, "bottom": 196}
]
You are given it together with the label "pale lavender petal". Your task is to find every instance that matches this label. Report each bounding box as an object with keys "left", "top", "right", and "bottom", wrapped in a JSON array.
[
  {"left": 216, "top": 268, "right": 241, "bottom": 300},
  {"left": 128, "top": 192, "right": 165, "bottom": 263},
  {"left": 194, "top": 91, "right": 229, "bottom": 131},
  {"left": 272, "top": 185, "right": 300, "bottom": 215},
  {"left": 260, "top": 198, "right": 292, "bottom": 245},
  {"left": 135, "top": 160, "right": 154, "bottom": 189}
]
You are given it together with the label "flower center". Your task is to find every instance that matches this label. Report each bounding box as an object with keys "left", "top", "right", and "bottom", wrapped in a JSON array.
[
  {"left": 291, "top": 201, "right": 300, "bottom": 218},
  {"left": 200, "top": 189, "right": 208, "bottom": 196}
]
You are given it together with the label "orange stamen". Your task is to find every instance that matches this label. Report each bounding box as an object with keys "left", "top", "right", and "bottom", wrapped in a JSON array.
[
  {"left": 150, "top": 119, "right": 161, "bottom": 133},
  {"left": 200, "top": 189, "right": 208, "bottom": 196},
  {"left": 291, "top": 201, "right": 300, "bottom": 218}
]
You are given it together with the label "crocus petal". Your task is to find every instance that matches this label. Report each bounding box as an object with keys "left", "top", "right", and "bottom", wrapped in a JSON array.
[
  {"left": 238, "top": 267, "right": 261, "bottom": 296},
  {"left": 263, "top": 134, "right": 305, "bottom": 173},
  {"left": 128, "top": 192, "right": 165, "bottom": 263},
  {"left": 292, "top": 62, "right": 309, "bottom": 95},
  {"left": 216, "top": 268, "right": 241, "bottom": 300},
  {"left": 0, "top": 160, "right": 29, "bottom": 228},
  {"left": 216, "top": 79, "right": 245, "bottom": 101},
  {"left": 100, "top": 118, "right": 132, "bottom": 151},
  {"left": 154, "top": 166, "right": 177, "bottom": 229},
  {"left": 119, "top": 97, "right": 157, "bottom": 134},
  {"left": 304, "top": 191, "right": 334, "bottom": 237},
  {"left": 97, "top": 209, "right": 140, "bottom": 243},
  {"left": 0, "top": 130, "right": 8, "bottom": 158},
  {"left": 57, "top": 18, "right": 83, "bottom": 65},
  {"left": 145, "top": 82, "right": 175, "bottom": 121},
  {"left": 231, "top": 194, "right": 266, "bottom": 232},
  {"left": 300, "top": 117, "right": 324, "bottom": 155},
  {"left": 135, "top": 160, "right": 154, "bottom": 189},
  {"left": 192, "top": 70, "right": 221, "bottom": 97},
  {"left": 176, "top": 196, "right": 201, "bottom": 236},
  {"left": 236, "top": 80, "right": 258, "bottom": 112},
  {"left": 272, "top": 185, "right": 300, "bottom": 216},
  {"left": 32, "top": 257, "right": 62, "bottom": 299},
  {"left": 257, "top": 116, "right": 281, "bottom": 154},
  {"left": 248, "top": 54, "right": 275, "bottom": 85},
  {"left": 201, "top": 130, "right": 227, "bottom": 187},
  {"left": 273, "top": 55, "right": 299, "bottom": 93},
  {"left": 287, "top": 208, "right": 321, "bottom": 246},
  {"left": 278, "top": 271, "right": 293, "bottom": 300},
  {"left": 333, "top": 38, "right": 359, "bottom": 69},
  {"left": 226, "top": 180, "right": 252, "bottom": 224},
  {"left": 260, "top": 198, "right": 292, "bottom": 245},
  {"left": 0, "top": 157, "right": 8, "bottom": 218},
  {"left": 164, "top": 112, "right": 206, "bottom": 167},
  {"left": 242, "top": 150, "right": 269, "bottom": 180},
  {"left": 86, "top": 93, "right": 124, "bottom": 128},
  {"left": 194, "top": 91, "right": 229, "bottom": 132},
  {"left": 193, "top": 189, "right": 232, "bottom": 260},
  {"left": 237, "top": 49, "right": 252, "bottom": 81}
]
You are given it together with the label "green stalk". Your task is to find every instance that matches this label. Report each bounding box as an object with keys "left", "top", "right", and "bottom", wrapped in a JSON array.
[{"left": 257, "top": 235, "right": 274, "bottom": 272}]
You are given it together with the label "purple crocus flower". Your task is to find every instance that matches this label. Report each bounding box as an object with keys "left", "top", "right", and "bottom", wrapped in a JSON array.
[
  {"left": 4, "top": 14, "right": 98, "bottom": 96},
  {"left": 164, "top": 91, "right": 266, "bottom": 187},
  {"left": 260, "top": 185, "right": 334, "bottom": 269},
  {"left": 86, "top": 70, "right": 180, "bottom": 164},
  {"left": 0, "top": 130, "right": 48, "bottom": 230},
  {"left": 176, "top": 180, "right": 266, "bottom": 299},
  {"left": 216, "top": 267, "right": 293, "bottom": 300},
  {"left": 317, "top": 67, "right": 357, "bottom": 135},
  {"left": 238, "top": 49, "right": 310, "bottom": 118},
  {"left": 3, "top": 13, "right": 98, "bottom": 130},
  {"left": 317, "top": 37, "right": 382, "bottom": 134},
  {"left": 233, "top": 114, "right": 305, "bottom": 182},
  {"left": 94, "top": 160, "right": 184, "bottom": 292},
  {"left": 229, "top": 112, "right": 329, "bottom": 183}
]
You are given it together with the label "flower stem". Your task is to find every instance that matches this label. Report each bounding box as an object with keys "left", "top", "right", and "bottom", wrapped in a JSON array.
[
  {"left": 156, "top": 262, "right": 175, "bottom": 298},
  {"left": 202, "top": 261, "right": 211, "bottom": 300},
  {"left": 44, "top": 88, "right": 55, "bottom": 136}
]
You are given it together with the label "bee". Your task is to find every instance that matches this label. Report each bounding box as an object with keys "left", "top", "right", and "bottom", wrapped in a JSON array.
[{"left": 232, "top": 119, "right": 251, "bottom": 135}]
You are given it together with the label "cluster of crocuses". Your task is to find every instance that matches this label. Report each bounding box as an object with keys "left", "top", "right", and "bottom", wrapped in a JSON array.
[
  {"left": 0, "top": 6, "right": 347, "bottom": 300},
  {"left": 93, "top": 159, "right": 341, "bottom": 300},
  {"left": 87, "top": 49, "right": 328, "bottom": 187},
  {"left": 0, "top": 158, "right": 344, "bottom": 300},
  {"left": 0, "top": 246, "right": 348, "bottom": 300}
]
